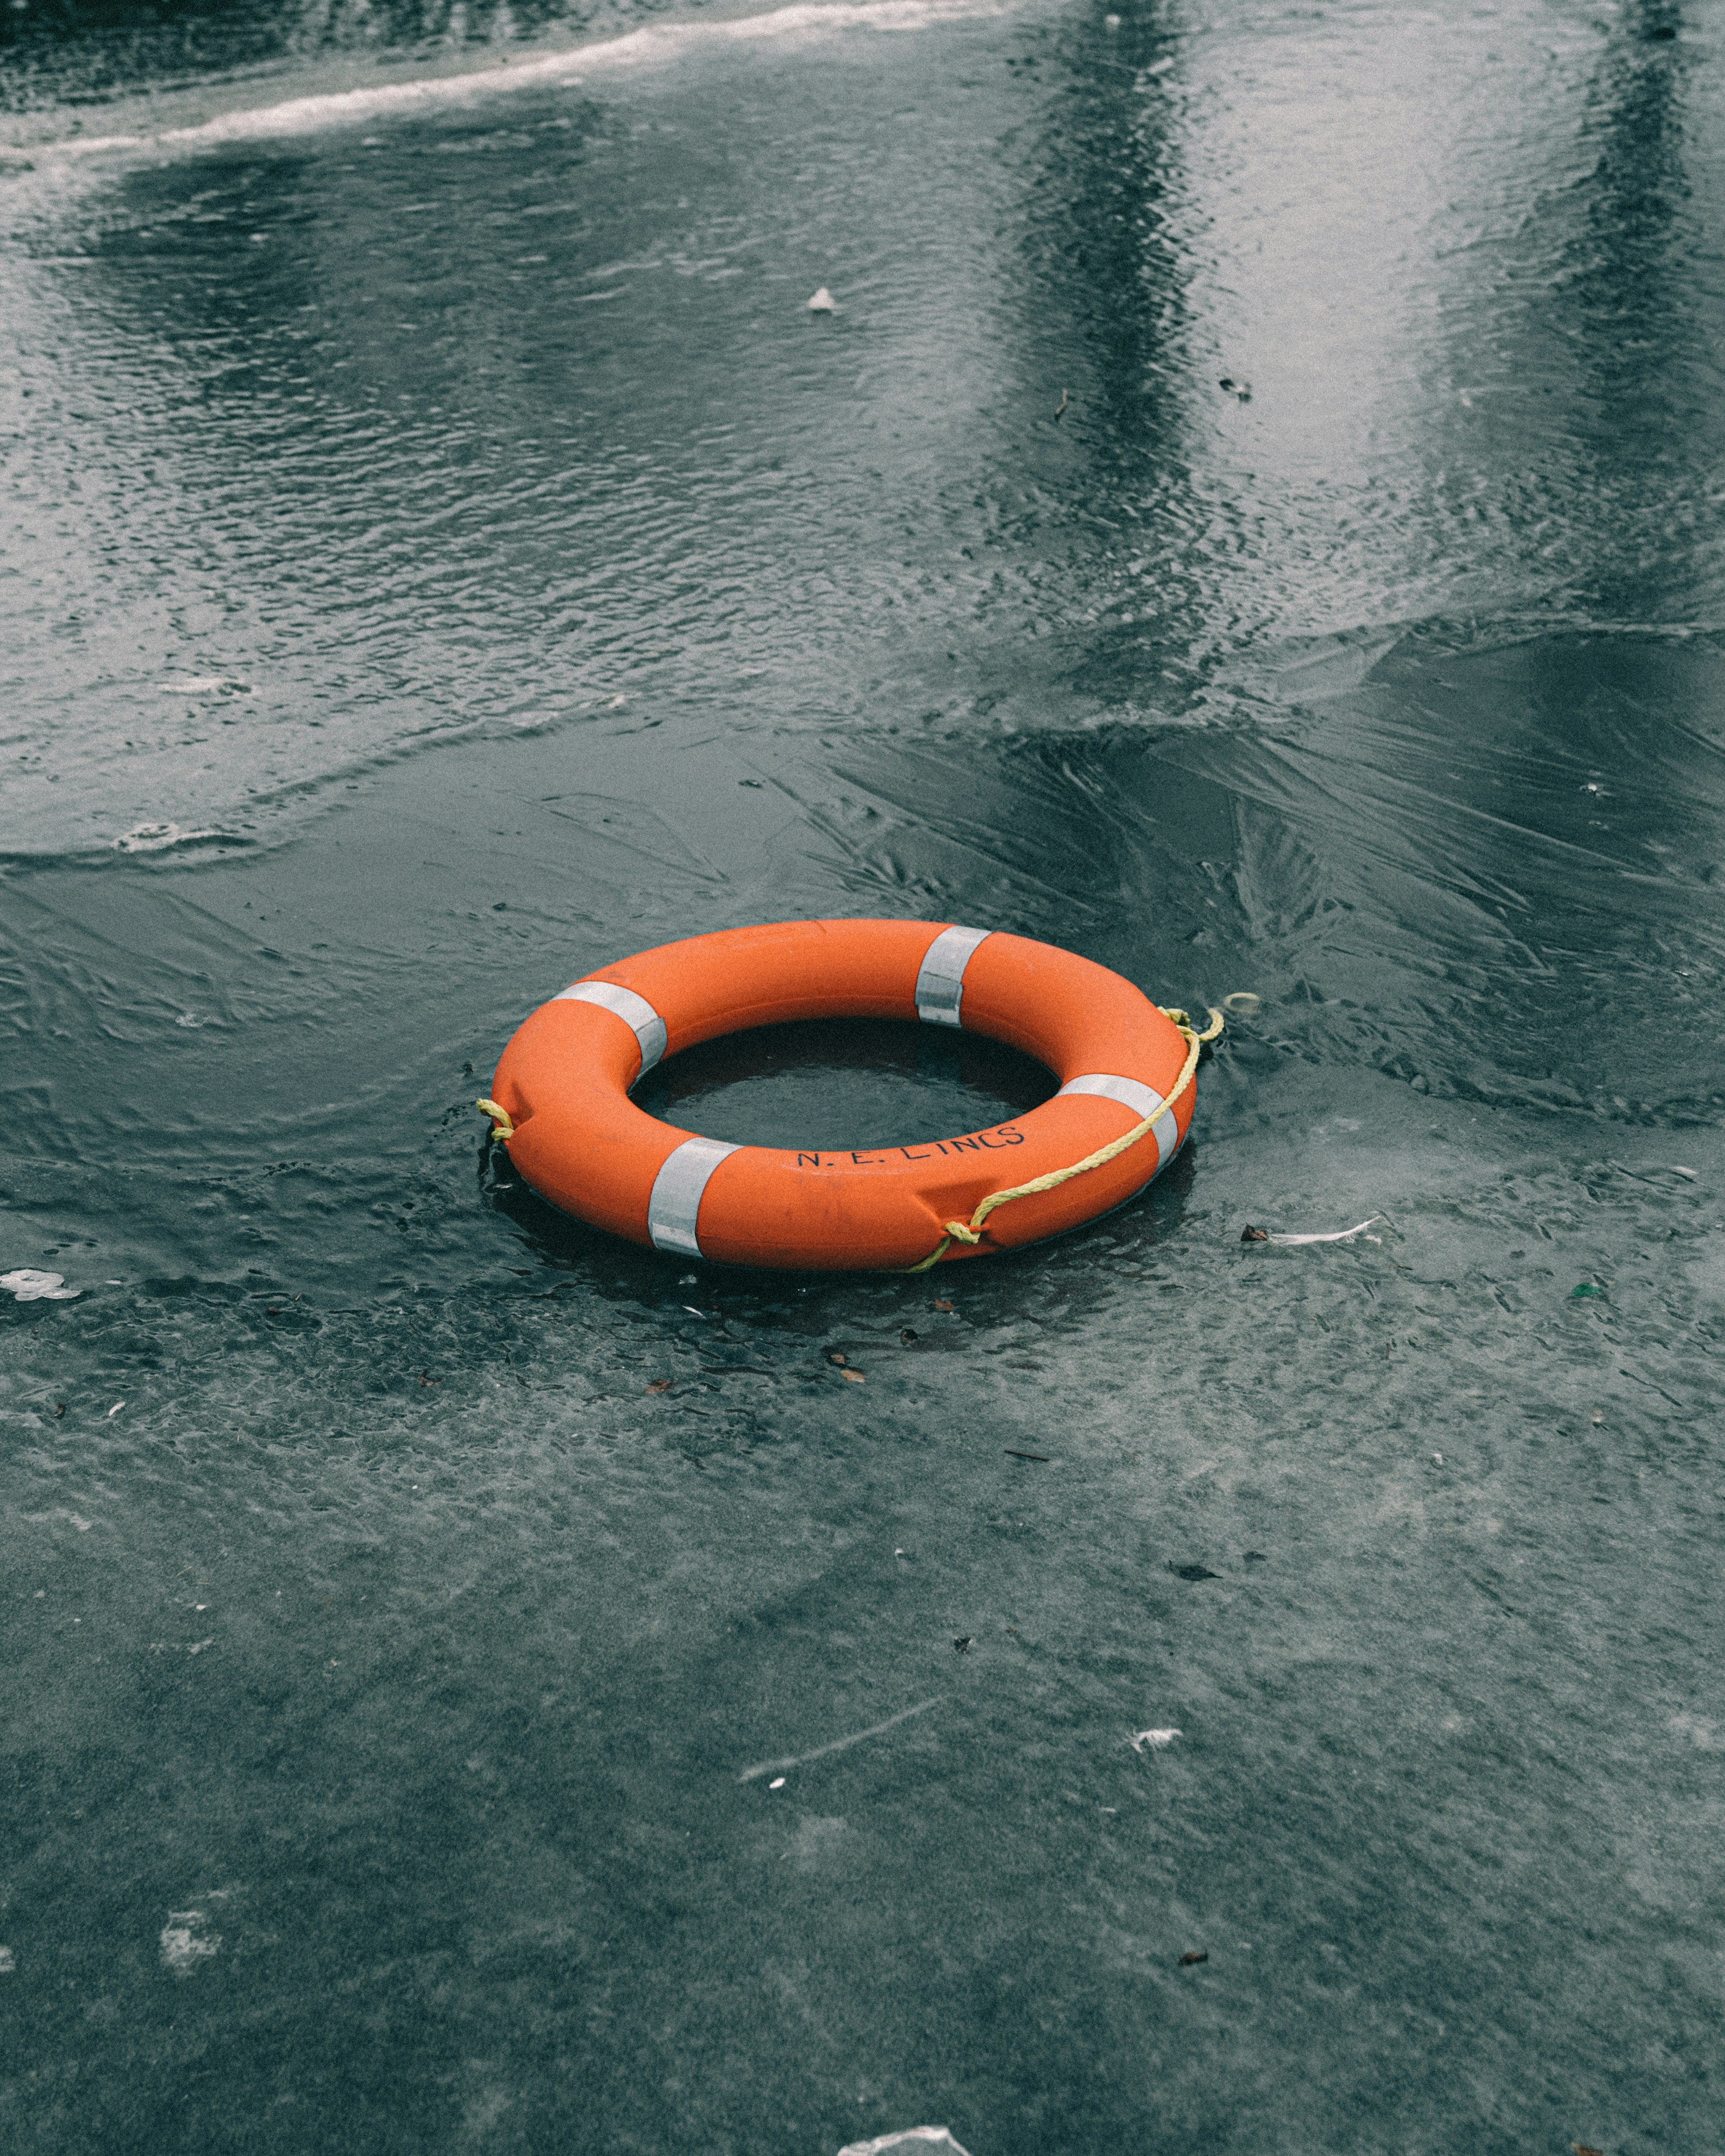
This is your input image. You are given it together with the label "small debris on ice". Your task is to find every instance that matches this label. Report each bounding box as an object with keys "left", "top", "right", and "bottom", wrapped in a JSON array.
[
  {"left": 1222, "top": 991, "right": 1261, "bottom": 1015},
  {"left": 1179, "top": 1950, "right": 1209, "bottom": 1966},
  {"left": 1257, "top": 1218, "right": 1381, "bottom": 1246},
  {"left": 769, "top": 1777, "right": 786, "bottom": 1789},
  {"left": 0, "top": 1947, "right": 14, "bottom": 1974},
  {"left": 737, "top": 1695, "right": 943, "bottom": 1783},
  {"left": 806, "top": 287, "right": 838, "bottom": 313},
  {"left": 1130, "top": 1727, "right": 1181, "bottom": 1752},
  {"left": 2, "top": 1269, "right": 80, "bottom": 1302}
]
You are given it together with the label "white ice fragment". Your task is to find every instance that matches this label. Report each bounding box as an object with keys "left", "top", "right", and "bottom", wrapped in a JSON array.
[
  {"left": 160, "top": 1911, "right": 221, "bottom": 1974},
  {"left": 2, "top": 1269, "right": 81, "bottom": 1302},
  {"left": 1130, "top": 1727, "right": 1181, "bottom": 1752},
  {"left": 1669, "top": 1166, "right": 1699, "bottom": 1179},
  {"left": 1265, "top": 1217, "right": 1381, "bottom": 1246},
  {"left": 113, "top": 823, "right": 225, "bottom": 854},
  {"left": 108, "top": 1401, "right": 125, "bottom": 1416},
  {"left": 769, "top": 1777, "right": 786, "bottom": 1789},
  {"left": 156, "top": 676, "right": 252, "bottom": 695},
  {"left": 806, "top": 287, "right": 839, "bottom": 313},
  {"left": 839, "top": 2133, "right": 971, "bottom": 2156}
]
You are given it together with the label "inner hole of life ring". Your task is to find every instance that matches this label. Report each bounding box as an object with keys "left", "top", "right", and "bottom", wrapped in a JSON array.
[{"left": 630, "top": 1017, "right": 1057, "bottom": 1155}]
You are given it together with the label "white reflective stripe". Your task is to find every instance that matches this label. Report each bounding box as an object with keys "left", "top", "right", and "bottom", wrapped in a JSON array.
[
  {"left": 915, "top": 924, "right": 992, "bottom": 1027},
  {"left": 1057, "top": 1072, "right": 1178, "bottom": 1167},
  {"left": 554, "top": 980, "right": 668, "bottom": 1077},
  {"left": 647, "top": 1136, "right": 740, "bottom": 1257}
]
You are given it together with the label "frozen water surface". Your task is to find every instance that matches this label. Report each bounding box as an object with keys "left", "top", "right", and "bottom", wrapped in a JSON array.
[{"left": 2, "top": 1, "right": 1723, "bottom": 2151}]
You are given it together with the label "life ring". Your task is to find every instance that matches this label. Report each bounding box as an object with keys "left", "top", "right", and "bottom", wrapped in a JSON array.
[{"left": 481, "top": 919, "right": 1212, "bottom": 1272}]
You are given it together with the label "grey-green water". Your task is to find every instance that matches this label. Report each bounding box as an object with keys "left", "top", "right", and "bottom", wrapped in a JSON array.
[{"left": 2, "top": 2, "right": 1722, "bottom": 2151}]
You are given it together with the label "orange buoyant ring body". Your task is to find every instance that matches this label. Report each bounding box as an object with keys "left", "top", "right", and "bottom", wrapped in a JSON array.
[{"left": 486, "top": 919, "right": 1196, "bottom": 1271}]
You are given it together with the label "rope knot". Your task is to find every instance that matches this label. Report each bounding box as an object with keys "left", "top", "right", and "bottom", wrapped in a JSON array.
[
  {"left": 475, "top": 1097, "right": 515, "bottom": 1143},
  {"left": 942, "top": 1219, "right": 983, "bottom": 1245}
]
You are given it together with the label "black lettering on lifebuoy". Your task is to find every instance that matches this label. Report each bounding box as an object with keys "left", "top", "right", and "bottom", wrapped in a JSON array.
[
  {"left": 979, "top": 1125, "right": 1026, "bottom": 1149},
  {"left": 947, "top": 1135, "right": 984, "bottom": 1153},
  {"left": 900, "top": 1146, "right": 933, "bottom": 1161},
  {"left": 797, "top": 1152, "right": 823, "bottom": 1168},
  {"left": 850, "top": 1151, "right": 882, "bottom": 1166}
]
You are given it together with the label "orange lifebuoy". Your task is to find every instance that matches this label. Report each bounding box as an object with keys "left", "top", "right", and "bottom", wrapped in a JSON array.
[{"left": 484, "top": 919, "right": 1201, "bottom": 1271}]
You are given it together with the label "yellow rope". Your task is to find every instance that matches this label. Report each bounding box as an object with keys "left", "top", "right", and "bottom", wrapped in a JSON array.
[
  {"left": 897, "top": 1003, "right": 1225, "bottom": 1273},
  {"left": 476, "top": 1097, "right": 515, "bottom": 1143}
]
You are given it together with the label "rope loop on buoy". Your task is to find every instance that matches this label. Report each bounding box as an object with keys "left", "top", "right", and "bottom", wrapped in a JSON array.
[
  {"left": 896, "top": 1003, "right": 1225, "bottom": 1273},
  {"left": 475, "top": 1097, "right": 515, "bottom": 1143}
]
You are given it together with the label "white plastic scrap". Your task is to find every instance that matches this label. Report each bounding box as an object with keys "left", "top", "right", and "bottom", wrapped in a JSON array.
[
  {"left": 1131, "top": 1728, "right": 1181, "bottom": 1752},
  {"left": 806, "top": 287, "right": 839, "bottom": 313},
  {"left": 838, "top": 2133, "right": 972, "bottom": 2156},
  {"left": 1265, "top": 1217, "right": 1381, "bottom": 1246},
  {"left": 2, "top": 1269, "right": 80, "bottom": 1302}
]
